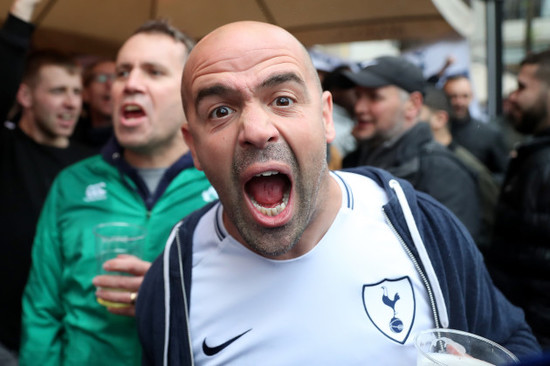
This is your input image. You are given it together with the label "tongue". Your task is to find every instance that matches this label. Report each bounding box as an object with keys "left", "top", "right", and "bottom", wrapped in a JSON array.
[
  {"left": 247, "top": 175, "right": 287, "bottom": 207},
  {"left": 124, "top": 110, "right": 145, "bottom": 119}
]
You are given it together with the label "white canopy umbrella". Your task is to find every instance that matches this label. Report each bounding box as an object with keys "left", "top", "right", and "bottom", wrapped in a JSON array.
[{"left": 0, "top": 0, "right": 473, "bottom": 57}]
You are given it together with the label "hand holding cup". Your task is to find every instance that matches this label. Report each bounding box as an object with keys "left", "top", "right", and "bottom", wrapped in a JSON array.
[
  {"left": 93, "top": 254, "right": 151, "bottom": 316},
  {"left": 415, "top": 328, "right": 519, "bottom": 365},
  {"left": 93, "top": 222, "right": 147, "bottom": 316}
]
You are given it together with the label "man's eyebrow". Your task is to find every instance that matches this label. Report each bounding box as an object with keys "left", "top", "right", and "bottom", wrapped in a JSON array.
[
  {"left": 260, "top": 72, "right": 305, "bottom": 89},
  {"left": 193, "top": 72, "right": 307, "bottom": 109},
  {"left": 116, "top": 62, "right": 131, "bottom": 70},
  {"left": 195, "top": 84, "right": 233, "bottom": 109},
  {"left": 116, "top": 61, "right": 166, "bottom": 71}
]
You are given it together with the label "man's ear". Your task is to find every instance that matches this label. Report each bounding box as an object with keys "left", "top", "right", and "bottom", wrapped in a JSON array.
[
  {"left": 405, "top": 91, "right": 424, "bottom": 122},
  {"left": 322, "top": 90, "right": 335, "bottom": 144},
  {"left": 16, "top": 83, "right": 33, "bottom": 108},
  {"left": 410, "top": 91, "right": 424, "bottom": 111},
  {"left": 182, "top": 123, "right": 202, "bottom": 171}
]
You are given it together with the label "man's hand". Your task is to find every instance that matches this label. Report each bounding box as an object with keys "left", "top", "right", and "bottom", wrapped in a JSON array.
[
  {"left": 10, "top": 0, "right": 43, "bottom": 22},
  {"left": 92, "top": 254, "right": 151, "bottom": 317}
]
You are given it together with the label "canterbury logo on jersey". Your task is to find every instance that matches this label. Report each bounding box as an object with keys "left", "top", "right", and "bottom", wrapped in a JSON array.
[
  {"left": 362, "top": 276, "right": 415, "bottom": 344},
  {"left": 84, "top": 182, "right": 107, "bottom": 202},
  {"left": 201, "top": 186, "right": 219, "bottom": 202}
]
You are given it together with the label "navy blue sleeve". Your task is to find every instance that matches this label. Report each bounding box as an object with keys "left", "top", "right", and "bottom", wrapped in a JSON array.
[
  {"left": 414, "top": 193, "right": 541, "bottom": 359},
  {"left": 136, "top": 249, "right": 168, "bottom": 366}
]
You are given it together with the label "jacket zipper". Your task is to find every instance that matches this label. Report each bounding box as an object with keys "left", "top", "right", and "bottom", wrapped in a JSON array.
[{"left": 382, "top": 208, "right": 442, "bottom": 329}]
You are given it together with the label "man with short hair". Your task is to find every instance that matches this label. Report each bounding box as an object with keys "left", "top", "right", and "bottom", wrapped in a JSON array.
[
  {"left": 321, "top": 66, "right": 357, "bottom": 159},
  {"left": 421, "top": 85, "right": 499, "bottom": 253},
  {"left": 487, "top": 49, "right": 550, "bottom": 349},
  {"left": 0, "top": 2, "right": 94, "bottom": 361},
  {"left": 71, "top": 59, "right": 116, "bottom": 149},
  {"left": 136, "top": 21, "right": 540, "bottom": 365},
  {"left": 16, "top": 50, "right": 83, "bottom": 147},
  {"left": 443, "top": 75, "right": 509, "bottom": 180},
  {"left": 20, "top": 20, "right": 216, "bottom": 366},
  {"left": 341, "top": 56, "right": 480, "bottom": 240}
]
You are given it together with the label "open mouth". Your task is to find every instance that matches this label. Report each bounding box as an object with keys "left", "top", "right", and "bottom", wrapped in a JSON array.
[
  {"left": 60, "top": 113, "right": 73, "bottom": 120},
  {"left": 245, "top": 170, "right": 291, "bottom": 217},
  {"left": 122, "top": 104, "right": 145, "bottom": 119},
  {"left": 58, "top": 113, "right": 76, "bottom": 123}
]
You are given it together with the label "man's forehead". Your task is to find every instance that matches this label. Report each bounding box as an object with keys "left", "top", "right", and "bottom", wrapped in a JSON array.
[
  {"left": 189, "top": 61, "right": 310, "bottom": 105},
  {"left": 117, "top": 33, "right": 185, "bottom": 64},
  {"left": 182, "top": 22, "right": 317, "bottom": 102},
  {"left": 187, "top": 22, "right": 308, "bottom": 72},
  {"left": 519, "top": 64, "right": 539, "bottom": 79},
  {"left": 188, "top": 42, "right": 306, "bottom": 74},
  {"left": 447, "top": 78, "right": 471, "bottom": 90},
  {"left": 37, "top": 65, "right": 81, "bottom": 83},
  {"left": 187, "top": 47, "right": 312, "bottom": 90}
]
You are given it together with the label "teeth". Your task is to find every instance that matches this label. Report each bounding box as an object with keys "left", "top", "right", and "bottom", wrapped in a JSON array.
[
  {"left": 124, "top": 105, "right": 141, "bottom": 112},
  {"left": 255, "top": 171, "right": 278, "bottom": 177},
  {"left": 250, "top": 191, "right": 289, "bottom": 216},
  {"left": 60, "top": 113, "right": 73, "bottom": 120}
]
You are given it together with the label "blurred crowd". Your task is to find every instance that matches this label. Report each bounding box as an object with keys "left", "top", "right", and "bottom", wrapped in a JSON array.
[{"left": 1, "top": 0, "right": 550, "bottom": 365}]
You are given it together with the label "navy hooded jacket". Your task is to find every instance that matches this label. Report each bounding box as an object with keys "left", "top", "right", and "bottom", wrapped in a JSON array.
[{"left": 136, "top": 166, "right": 540, "bottom": 365}]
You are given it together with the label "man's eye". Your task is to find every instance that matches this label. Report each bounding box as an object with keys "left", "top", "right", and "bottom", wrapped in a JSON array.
[
  {"left": 149, "top": 69, "right": 163, "bottom": 76},
  {"left": 116, "top": 70, "right": 129, "bottom": 78},
  {"left": 209, "top": 106, "right": 234, "bottom": 119},
  {"left": 274, "top": 96, "right": 293, "bottom": 107}
]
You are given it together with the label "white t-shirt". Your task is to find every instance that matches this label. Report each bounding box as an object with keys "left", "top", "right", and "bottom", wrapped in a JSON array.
[{"left": 189, "top": 171, "right": 434, "bottom": 365}]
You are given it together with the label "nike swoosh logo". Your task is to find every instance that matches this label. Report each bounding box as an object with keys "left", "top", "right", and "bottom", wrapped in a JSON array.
[{"left": 202, "top": 328, "right": 252, "bottom": 356}]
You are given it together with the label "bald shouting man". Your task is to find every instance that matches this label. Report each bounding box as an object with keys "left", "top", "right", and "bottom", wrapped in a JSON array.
[{"left": 136, "top": 21, "right": 540, "bottom": 366}]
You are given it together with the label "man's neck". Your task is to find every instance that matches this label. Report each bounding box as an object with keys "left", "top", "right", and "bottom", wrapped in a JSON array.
[
  {"left": 433, "top": 131, "right": 452, "bottom": 147},
  {"left": 123, "top": 141, "right": 188, "bottom": 169},
  {"left": 19, "top": 114, "right": 69, "bottom": 148}
]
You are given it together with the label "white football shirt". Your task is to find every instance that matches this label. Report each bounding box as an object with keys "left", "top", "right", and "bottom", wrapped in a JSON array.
[{"left": 189, "top": 171, "right": 434, "bottom": 365}]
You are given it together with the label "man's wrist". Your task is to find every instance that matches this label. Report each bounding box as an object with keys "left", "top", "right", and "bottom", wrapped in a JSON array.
[{"left": 9, "top": 0, "right": 41, "bottom": 23}]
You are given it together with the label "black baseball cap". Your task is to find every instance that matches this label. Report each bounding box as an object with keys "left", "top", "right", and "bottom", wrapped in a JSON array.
[
  {"left": 341, "top": 56, "right": 426, "bottom": 94},
  {"left": 423, "top": 85, "right": 452, "bottom": 115}
]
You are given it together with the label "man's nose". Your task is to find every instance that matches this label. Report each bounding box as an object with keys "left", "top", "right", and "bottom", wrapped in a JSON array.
[
  {"left": 64, "top": 91, "right": 81, "bottom": 109},
  {"left": 123, "top": 70, "right": 145, "bottom": 94},
  {"left": 238, "top": 104, "right": 279, "bottom": 149}
]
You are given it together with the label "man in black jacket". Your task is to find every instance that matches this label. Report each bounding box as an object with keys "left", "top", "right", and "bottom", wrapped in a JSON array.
[
  {"left": 487, "top": 49, "right": 550, "bottom": 350},
  {"left": 341, "top": 56, "right": 480, "bottom": 240},
  {"left": 0, "top": 1, "right": 93, "bottom": 362},
  {"left": 421, "top": 85, "right": 499, "bottom": 253},
  {"left": 443, "top": 75, "right": 509, "bottom": 182}
]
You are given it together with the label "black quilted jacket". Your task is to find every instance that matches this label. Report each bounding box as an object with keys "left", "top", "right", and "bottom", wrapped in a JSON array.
[{"left": 488, "top": 127, "right": 550, "bottom": 349}]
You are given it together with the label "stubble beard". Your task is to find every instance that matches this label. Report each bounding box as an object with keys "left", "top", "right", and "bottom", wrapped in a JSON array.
[
  {"left": 227, "top": 143, "right": 325, "bottom": 258},
  {"left": 515, "top": 93, "right": 547, "bottom": 134},
  {"left": 37, "top": 116, "right": 72, "bottom": 140}
]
